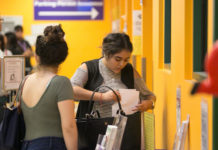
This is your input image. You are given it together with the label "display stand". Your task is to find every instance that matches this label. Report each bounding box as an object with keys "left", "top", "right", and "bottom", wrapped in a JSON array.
[{"left": 0, "top": 56, "right": 25, "bottom": 107}]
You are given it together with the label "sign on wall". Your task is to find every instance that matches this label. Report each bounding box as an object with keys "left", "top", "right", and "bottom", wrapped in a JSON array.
[
  {"left": 132, "top": 10, "right": 142, "bottom": 55},
  {"left": 201, "top": 98, "right": 208, "bottom": 150},
  {"left": 132, "top": 10, "right": 142, "bottom": 36},
  {"left": 0, "top": 16, "right": 23, "bottom": 34},
  {"left": 34, "top": 0, "right": 104, "bottom": 20},
  {"left": 176, "top": 86, "right": 181, "bottom": 131}
]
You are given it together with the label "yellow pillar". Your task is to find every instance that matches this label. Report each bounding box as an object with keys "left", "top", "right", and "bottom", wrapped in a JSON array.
[
  {"left": 119, "top": 0, "right": 126, "bottom": 32},
  {"left": 126, "top": 0, "right": 132, "bottom": 39},
  {"left": 142, "top": 0, "right": 153, "bottom": 89},
  {"left": 132, "top": 0, "right": 142, "bottom": 74},
  {"left": 111, "top": 0, "right": 120, "bottom": 32}
]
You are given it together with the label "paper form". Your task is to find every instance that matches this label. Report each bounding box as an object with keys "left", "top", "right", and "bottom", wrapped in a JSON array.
[{"left": 112, "top": 89, "right": 140, "bottom": 116}]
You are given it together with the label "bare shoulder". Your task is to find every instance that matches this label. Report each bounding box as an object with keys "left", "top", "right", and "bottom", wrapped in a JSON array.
[{"left": 25, "top": 73, "right": 36, "bottom": 82}]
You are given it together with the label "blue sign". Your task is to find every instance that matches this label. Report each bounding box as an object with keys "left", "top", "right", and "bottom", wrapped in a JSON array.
[{"left": 34, "top": 0, "right": 104, "bottom": 20}]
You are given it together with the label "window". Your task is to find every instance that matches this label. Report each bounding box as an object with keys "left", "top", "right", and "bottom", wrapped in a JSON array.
[
  {"left": 164, "top": 0, "right": 171, "bottom": 67},
  {"left": 193, "top": 0, "right": 208, "bottom": 72}
]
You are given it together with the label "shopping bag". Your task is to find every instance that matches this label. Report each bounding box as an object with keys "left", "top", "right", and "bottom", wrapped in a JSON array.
[
  {"left": 112, "top": 114, "right": 127, "bottom": 149},
  {"left": 95, "top": 134, "right": 107, "bottom": 150}
]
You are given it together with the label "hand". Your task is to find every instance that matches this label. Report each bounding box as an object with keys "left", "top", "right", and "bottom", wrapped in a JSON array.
[
  {"left": 132, "top": 100, "right": 153, "bottom": 112},
  {"left": 102, "top": 91, "right": 121, "bottom": 102},
  {"left": 23, "top": 49, "right": 34, "bottom": 57}
]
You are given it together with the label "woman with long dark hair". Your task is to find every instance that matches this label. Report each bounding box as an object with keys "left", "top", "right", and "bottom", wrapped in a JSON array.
[
  {"left": 4, "top": 32, "right": 21, "bottom": 55},
  {"left": 0, "top": 33, "right": 12, "bottom": 56}
]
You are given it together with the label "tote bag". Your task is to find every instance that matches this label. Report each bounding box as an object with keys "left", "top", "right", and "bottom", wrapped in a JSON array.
[{"left": 0, "top": 77, "right": 27, "bottom": 150}]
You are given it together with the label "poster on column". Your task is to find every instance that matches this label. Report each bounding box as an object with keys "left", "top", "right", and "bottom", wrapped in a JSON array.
[
  {"left": 111, "top": 2, "right": 120, "bottom": 32},
  {"left": 112, "top": 19, "right": 120, "bottom": 33},
  {"left": 201, "top": 98, "right": 208, "bottom": 150},
  {"left": 34, "top": 0, "right": 104, "bottom": 20},
  {"left": 176, "top": 86, "right": 181, "bottom": 131},
  {"left": 1, "top": 56, "right": 25, "bottom": 91},
  {"left": 132, "top": 10, "right": 142, "bottom": 55}
]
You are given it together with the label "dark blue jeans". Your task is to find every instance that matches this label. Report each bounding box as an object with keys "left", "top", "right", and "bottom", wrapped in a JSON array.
[{"left": 21, "top": 137, "right": 67, "bottom": 150}]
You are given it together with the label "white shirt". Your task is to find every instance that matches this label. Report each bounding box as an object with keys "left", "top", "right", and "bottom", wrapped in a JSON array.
[{"left": 0, "top": 49, "right": 13, "bottom": 58}]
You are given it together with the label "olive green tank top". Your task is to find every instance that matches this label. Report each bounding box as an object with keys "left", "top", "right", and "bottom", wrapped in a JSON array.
[{"left": 20, "top": 75, "right": 74, "bottom": 140}]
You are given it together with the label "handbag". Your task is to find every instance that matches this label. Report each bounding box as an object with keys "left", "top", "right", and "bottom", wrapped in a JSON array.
[
  {"left": 76, "top": 86, "right": 125, "bottom": 150},
  {"left": 77, "top": 86, "right": 141, "bottom": 150},
  {"left": 0, "top": 77, "right": 27, "bottom": 150}
]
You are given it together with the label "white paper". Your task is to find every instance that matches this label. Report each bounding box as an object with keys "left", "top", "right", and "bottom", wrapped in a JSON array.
[{"left": 112, "top": 89, "right": 140, "bottom": 116}]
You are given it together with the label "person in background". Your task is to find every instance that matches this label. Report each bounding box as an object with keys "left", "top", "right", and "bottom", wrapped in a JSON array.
[
  {"left": 20, "top": 25, "right": 77, "bottom": 150},
  {"left": 0, "top": 34, "right": 13, "bottom": 122},
  {"left": 4, "top": 32, "right": 20, "bottom": 54},
  {"left": 71, "top": 32, "right": 156, "bottom": 149},
  {"left": 14, "top": 25, "right": 34, "bottom": 74},
  {"left": 0, "top": 34, "right": 13, "bottom": 56}
]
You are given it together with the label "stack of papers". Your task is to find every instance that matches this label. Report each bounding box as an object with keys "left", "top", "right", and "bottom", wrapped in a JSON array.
[{"left": 112, "top": 89, "right": 140, "bottom": 116}]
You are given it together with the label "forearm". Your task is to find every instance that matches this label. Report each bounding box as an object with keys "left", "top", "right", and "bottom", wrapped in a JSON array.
[
  {"left": 73, "top": 86, "right": 102, "bottom": 101},
  {"left": 141, "top": 95, "right": 156, "bottom": 110},
  {"left": 142, "top": 95, "right": 156, "bottom": 102},
  {"left": 71, "top": 127, "right": 78, "bottom": 150},
  {"left": 62, "top": 123, "right": 78, "bottom": 150}
]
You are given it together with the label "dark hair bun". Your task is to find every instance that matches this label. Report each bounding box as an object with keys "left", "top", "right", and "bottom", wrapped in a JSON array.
[
  {"left": 102, "top": 33, "right": 133, "bottom": 57},
  {"left": 36, "top": 25, "right": 68, "bottom": 66},
  {"left": 44, "top": 25, "right": 65, "bottom": 42}
]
